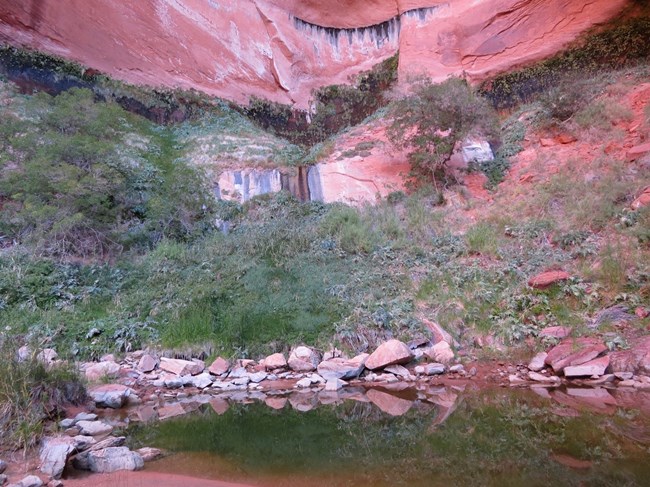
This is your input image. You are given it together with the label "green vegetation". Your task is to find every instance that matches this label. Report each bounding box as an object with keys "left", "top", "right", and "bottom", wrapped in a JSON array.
[
  {"left": 388, "top": 78, "right": 499, "bottom": 188},
  {"left": 0, "top": 337, "right": 85, "bottom": 450},
  {"left": 245, "top": 53, "right": 399, "bottom": 146},
  {"left": 0, "top": 87, "right": 213, "bottom": 258},
  {"left": 1, "top": 21, "right": 649, "bottom": 365}
]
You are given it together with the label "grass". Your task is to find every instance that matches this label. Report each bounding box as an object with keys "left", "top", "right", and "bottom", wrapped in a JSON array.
[{"left": 0, "top": 336, "right": 85, "bottom": 450}]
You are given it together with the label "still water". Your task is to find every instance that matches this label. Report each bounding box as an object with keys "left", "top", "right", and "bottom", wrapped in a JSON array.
[{"left": 124, "top": 385, "right": 650, "bottom": 487}]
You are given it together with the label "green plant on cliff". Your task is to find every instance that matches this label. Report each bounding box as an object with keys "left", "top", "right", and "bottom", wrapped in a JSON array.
[
  {"left": 388, "top": 78, "right": 499, "bottom": 189},
  {"left": 245, "top": 53, "right": 399, "bottom": 147},
  {"left": 479, "top": 16, "right": 650, "bottom": 109}
]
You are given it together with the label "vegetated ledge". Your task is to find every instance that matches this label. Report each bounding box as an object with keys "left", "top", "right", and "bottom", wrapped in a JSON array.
[{"left": 292, "top": 6, "right": 443, "bottom": 49}]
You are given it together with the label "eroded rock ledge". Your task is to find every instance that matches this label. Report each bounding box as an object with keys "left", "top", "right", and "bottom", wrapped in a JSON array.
[{"left": 0, "top": 0, "right": 630, "bottom": 107}]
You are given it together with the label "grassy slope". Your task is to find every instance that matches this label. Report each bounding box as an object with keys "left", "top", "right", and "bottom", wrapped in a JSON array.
[{"left": 1, "top": 56, "right": 649, "bottom": 363}]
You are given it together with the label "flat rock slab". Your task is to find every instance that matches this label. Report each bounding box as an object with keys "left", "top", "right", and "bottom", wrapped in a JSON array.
[
  {"left": 160, "top": 358, "right": 203, "bottom": 376},
  {"left": 564, "top": 355, "right": 610, "bottom": 377},
  {"left": 365, "top": 340, "right": 413, "bottom": 370},
  {"left": 208, "top": 357, "right": 230, "bottom": 375},
  {"left": 627, "top": 143, "right": 650, "bottom": 161},
  {"left": 544, "top": 337, "right": 607, "bottom": 373},
  {"left": 77, "top": 420, "right": 114, "bottom": 436},
  {"left": 73, "top": 447, "right": 144, "bottom": 473},
  {"left": 90, "top": 384, "right": 135, "bottom": 409},
  {"left": 317, "top": 354, "right": 368, "bottom": 380},
  {"left": 39, "top": 437, "right": 75, "bottom": 479},
  {"left": 528, "top": 371, "right": 560, "bottom": 383}
]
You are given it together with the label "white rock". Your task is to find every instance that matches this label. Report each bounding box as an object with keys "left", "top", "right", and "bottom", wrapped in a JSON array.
[
  {"left": 189, "top": 373, "right": 213, "bottom": 389},
  {"left": 164, "top": 378, "right": 184, "bottom": 389},
  {"left": 12, "top": 475, "right": 43, "bottom": 487},
  {"left": 36, "top": 349, "right": 58, "bottom": 365},
  {"left": 74, "top": 412, "right": 97, "bottom": 422},
  {"left": 384, "top": 364, "right": 410, "bottom": 378},
  {"left": 39, "top": 437, "right": 75, "bottom": 479},
  {"left": 89, "top": 384, "right": 135, "bottom": 409},
  {"left": 17, "top": 345, "right": 32, "bottom": 362},
  {"left": 424, "top": 342, "right": 454, "bottom": 365},
  {"left": 528, "top": 371, "right": 560, "bottom": 383},
  {"left": 248, "top": 372, "right": 268, "bottom": 383},
  {"left": 417, "top": 363, "right": 445, "bottom": 375},
  {"left": 295, "top": 377, "right": 313, "bottom": 388},
  {"left": 72, "top": 447, "right": 143, "bottom": 473},
  {"left": 76, "top": 421, "right": 113, "bottom": 436},
  {"left": 528, "top": 352, "right": 548, "bottom": 372},
  {"left": 136, "top": 447, "right": 163, "bottom": 462}
]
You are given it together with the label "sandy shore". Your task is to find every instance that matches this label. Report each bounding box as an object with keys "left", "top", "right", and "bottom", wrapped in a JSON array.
[{"left": 64, "top": 471, "right": 258, "bottom": 487}]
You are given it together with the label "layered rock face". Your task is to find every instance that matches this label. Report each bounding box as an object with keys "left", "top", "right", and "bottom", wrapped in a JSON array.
[{"left": 0, "top": 0, "right": 628, "bottom": 108}]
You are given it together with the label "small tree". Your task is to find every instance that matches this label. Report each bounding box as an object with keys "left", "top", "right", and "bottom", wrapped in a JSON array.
[{"left": 388, "top": 78, "right": 499, "bottom": 189}]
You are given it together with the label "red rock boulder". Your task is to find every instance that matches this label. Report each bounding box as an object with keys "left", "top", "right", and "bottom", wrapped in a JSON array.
[
  {"left": 544, "top": 337, "right": 608, "bottom": 373},
  {"left": 365, "top": 340, "right": 413, "bottom": 370},
  {"left": 608, "top": 336, "right": 650, "bottom": 375},
  {"left": 528, "top": 270, "right": 570, "bottom": 289}
]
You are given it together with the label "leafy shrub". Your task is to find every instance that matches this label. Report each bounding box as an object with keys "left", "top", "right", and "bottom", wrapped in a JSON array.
[
  {"left": 0, "top": 88, "right": 214, "bottom": 258},
  {"left": 388, "top": 78, "right": 499, "bottom": 188}
]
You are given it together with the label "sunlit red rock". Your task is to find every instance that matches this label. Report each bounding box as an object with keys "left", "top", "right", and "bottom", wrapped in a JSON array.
[{"left": 0, "top": 0, "right": 628, "bottom": 108}]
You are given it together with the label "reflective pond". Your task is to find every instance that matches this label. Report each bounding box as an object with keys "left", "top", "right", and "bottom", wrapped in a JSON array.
[{"left": 114, "top": 385, "right": 650, "bottom": 487}]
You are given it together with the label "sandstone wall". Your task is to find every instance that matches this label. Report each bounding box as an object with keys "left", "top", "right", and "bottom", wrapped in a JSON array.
[{"left": 0, "top": 1, "right": 629, "bottom": 107}]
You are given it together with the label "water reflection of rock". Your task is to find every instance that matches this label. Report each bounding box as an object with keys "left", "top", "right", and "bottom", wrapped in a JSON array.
[{"left": 109, "top": 385, "right": 462, "bottom": 429}]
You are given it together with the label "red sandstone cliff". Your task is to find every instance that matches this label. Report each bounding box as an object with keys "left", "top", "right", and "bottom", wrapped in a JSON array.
[{"left": 0, "top": 0, "right": 629, "bottom": 107}]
